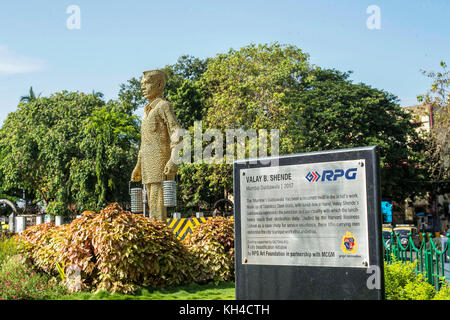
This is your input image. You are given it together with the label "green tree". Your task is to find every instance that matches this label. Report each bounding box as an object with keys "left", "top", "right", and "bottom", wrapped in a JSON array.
[
  {"left": 117, "top": 77, "right": 147, "bottom": 115},
  {"left": 117, "top": 55, "right": 208, "bottom": 129},
  {"left": 73, "top": 100, "right": 140, "bottom": 211},
  {"left": 163, "top": 55, "right": 208, "bottom": 129},
  {"left": 417, "top": 61, "right": 449, "bottom": 182},
  {"left": 0, "top": 91, "right": 139, "bottom": 215},
  {"left": 201, "top": 43, "right": 429, "bottom": 202},
  {"left": 290, "top": 67, "right": 428, "bottom": 201},
  {"left": 202, "top": 43, "right": 311, "bottom": 134},
  {"left": 175, "top": 124, "right": 233, "bottom": 214}
]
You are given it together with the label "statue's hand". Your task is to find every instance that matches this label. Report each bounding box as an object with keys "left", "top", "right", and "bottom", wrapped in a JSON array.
[
  {"left": 131, "top": 167, "right": 141, "bottom": 182},
  {"left": 164, "top": 159, "right": 177, "bottom": 176}
]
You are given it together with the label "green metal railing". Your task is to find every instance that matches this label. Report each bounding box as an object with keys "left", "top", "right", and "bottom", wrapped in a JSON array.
[{"left": 384, "top": 232, "right": 450, "bottom": 291}]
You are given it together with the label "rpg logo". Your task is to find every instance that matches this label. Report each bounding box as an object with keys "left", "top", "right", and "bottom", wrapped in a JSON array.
[{"left": 306, "top": 168, "right": 358, "bottom": 182}]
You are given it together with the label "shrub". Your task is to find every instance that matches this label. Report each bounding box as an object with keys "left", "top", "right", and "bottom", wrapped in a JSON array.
[
  {"left": 17, "top": 203, "right": 193, "bottom": 294},
  {"left": 59, "top": 211, "right": 98, "bottom": 289},
  {"left": 0, "top": 230, "right": 16, "bottom": 242},
  {"left": 402, "top": 278, "right": 436, "bottom": 300},
  {"left": 0, "top": 255, "right": 68, "bottom": 300},
  {"left": 433, "top": 282, "right": 450, "bottom": 300},
  {"left": 0, "top": 237, "right": 19, "bottom": 268},
  {"left": 384, "top": 259, "right": 436, "bottom": 300},
  {"left": 183, "top": 217, "right": 235, "bottom": 283},
  {"left": 17, "top": 222, "right": 60, "bottom": 274},
  {"left": 89, "top": 204, "right": 192, "bottom": 293},
  {"left": 14, "top": 215, "right": 96, "bottom": 292}
]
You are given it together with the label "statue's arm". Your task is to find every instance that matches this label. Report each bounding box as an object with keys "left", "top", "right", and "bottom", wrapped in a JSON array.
[
  {"left": 160, "top": 101, "right": 183, "bottom": 148},
  {"left": 160, "top": 102, "right": 183, "bottom": 176}
]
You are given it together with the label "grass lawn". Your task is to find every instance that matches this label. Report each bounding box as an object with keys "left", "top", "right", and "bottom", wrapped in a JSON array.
[{"left": 57, "top": 281, "right": 236, "bottom": 300}]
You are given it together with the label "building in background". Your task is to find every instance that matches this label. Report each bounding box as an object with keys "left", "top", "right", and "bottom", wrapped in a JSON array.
[{"left": 404, "top": 104, "right": 449, "bottom": 235}]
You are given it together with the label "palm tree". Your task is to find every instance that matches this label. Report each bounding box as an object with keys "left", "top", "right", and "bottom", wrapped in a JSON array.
[{"left": 20, "top": 86, "right": 41, "bottom": 103}]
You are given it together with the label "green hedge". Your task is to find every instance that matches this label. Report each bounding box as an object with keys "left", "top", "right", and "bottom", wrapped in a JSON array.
[{"left": 385, "top": 259, "right": 450, "bottom": 300}]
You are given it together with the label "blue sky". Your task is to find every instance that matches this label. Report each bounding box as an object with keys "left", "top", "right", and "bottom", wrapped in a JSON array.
[{"left": 0, "top": 0, "right": 449, "bottom": 124}]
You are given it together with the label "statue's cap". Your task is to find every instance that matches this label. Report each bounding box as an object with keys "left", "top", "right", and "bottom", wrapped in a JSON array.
[{"left": 142, "top": 69, "right": 166, "bottom": 80}]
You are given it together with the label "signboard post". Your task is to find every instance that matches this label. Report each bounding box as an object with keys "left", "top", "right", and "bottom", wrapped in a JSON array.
[{"left": 233, "top": 146, "right": 384, "bottom": 300}]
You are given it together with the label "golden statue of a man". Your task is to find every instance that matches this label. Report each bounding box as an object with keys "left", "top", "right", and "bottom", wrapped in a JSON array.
[{"left": 131, "top": 70, "right": 182, "bottom": 220}]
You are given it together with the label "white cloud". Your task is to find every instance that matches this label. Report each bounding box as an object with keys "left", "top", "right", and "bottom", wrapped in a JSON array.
[{"left": 0, "top": 45, "right": 47, "bottom": 74}]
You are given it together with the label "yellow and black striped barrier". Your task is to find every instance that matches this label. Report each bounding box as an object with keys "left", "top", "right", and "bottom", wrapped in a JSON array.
[{"left": 166, "top": 217, "right": 212, "bottom": 240}]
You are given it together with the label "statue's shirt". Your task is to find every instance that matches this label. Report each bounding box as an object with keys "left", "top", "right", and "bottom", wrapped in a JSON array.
[{"left": 139, "top": 98, "right": 181, "bottom": 184}]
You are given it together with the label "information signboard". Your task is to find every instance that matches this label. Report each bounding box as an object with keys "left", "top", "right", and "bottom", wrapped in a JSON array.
[{"left": 234, "top": 146, "right": 384, "bottom": 300}]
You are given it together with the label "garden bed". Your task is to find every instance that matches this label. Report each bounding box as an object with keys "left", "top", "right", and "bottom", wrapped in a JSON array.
[
  {"left": 1, "top": 205, "right": 450, "bottom": 300},
  {"left": 1, "top": 203, "right": 235, "bottom": 299}
]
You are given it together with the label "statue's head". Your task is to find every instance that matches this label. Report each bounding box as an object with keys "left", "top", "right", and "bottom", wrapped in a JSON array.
[{"left": 141, "top": 70, "right": 166, "bottom": 100}]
